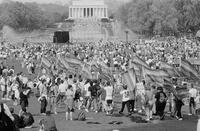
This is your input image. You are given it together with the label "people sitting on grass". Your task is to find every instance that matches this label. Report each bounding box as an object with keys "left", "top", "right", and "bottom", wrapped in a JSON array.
[{"left": 39, "top": 111, "right": 57, "bottom": 131}]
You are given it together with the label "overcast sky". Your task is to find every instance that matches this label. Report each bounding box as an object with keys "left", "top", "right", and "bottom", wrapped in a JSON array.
[{"left": 0, "top": 0, "right": 130, "bottom": 4}]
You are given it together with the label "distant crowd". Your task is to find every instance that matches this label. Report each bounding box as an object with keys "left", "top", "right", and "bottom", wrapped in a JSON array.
[{"left": 0, "top": 36, "right": 200, "bottom": 131}]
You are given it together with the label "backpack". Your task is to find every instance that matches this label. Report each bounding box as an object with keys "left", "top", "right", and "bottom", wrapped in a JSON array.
[
  {"left": 77, "top": 110, "right": 86, "bottom": 121},
  {"left": 0, "top": 103, "right": 18, "bottom": 131}
]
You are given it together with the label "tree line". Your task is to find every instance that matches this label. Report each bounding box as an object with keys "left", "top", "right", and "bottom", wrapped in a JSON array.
[
  {"left": 116, "top": 0, "right": 200, "bottom": 37},
  {"left": 0, "top": 1, "right": 68, "bottom": 31}
]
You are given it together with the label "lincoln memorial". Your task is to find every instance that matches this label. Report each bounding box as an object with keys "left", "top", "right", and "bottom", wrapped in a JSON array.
[
  {"left": 69, "top": 0, "right": 108, "bottom": 19},
  {"left": 65, "top": 0, "right": 112, "bottom": 41}
]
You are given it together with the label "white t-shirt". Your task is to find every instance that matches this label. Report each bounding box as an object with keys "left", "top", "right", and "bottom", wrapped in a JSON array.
[
  {"left": 104, "top": 86, "right": 113, "bottom": 100},
  {"left": 120, "top": 89, "right": 130, "bottom": 102},
  {"left": 22, "top": 77, "right": 28, "bottom": 84},
  {"left": 0, "top": 77, "right": 6, "bottom": 91},
  {"left": 84, "top": 83, "right": 91, "bottom": 97},
  {"left": 59, "top": 83, "right": 67, "bottom": 93},
  {"left": 189, "top": 88, "right": 197, "bottom": 98}
]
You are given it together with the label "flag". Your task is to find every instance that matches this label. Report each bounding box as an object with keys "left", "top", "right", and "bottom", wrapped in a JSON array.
[
  {"left": 64, "top": 55, "right": 84, "bottom": 71},
  {"left": 163, "top": 79, "right": 177, "bottom": 95},
  {"left": 142, "top": 67, "right": 169, "bottom": 77},
  {"left": 57, "top": 54, "right": 76, "bottom": 73},
  {"left": 142, "top": 66, "right": 170, "bottom": 85},
  {"left": 160, "top": 62, "right": 180, "bottom": 77},
  {"left": 180, "top": 58, "right": 200, "bottom": 80},
  {"left": 132, "top": 55, "right": 150, "bottom": 69},
  {"left": 82, "top": 64, "right": 93, "bottom": 79},
  {"left": 41, "top": 57, "right": 51, "bottom": 68},
  {"left": 122, "top": 68, "right": 136, "bottom": 91}
]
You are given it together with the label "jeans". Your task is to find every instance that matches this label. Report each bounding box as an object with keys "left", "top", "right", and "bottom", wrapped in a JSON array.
[
  {"left": 156, "top": 101, "right": 166, "bottom": 117},
  {"left": 120, "top": 101, "right": 130, "bottom": 113},
  {"left": 128, "top": 100, "right": 135, "bottom": 112},
  {"left": 189, "top": 97, "right": 196, "bottom": 114},
  {"left": 90, "top": 96, "right": 98, "bottom": 111}
]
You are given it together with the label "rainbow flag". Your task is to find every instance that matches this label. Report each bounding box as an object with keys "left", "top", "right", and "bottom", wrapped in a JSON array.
[
  {"left": 41, "top": 57, "right": 51, "bottom": 68},
  {"left": 64, "top": 55, "right": 84, "bottom": 70},
  {"left": 180, "top": 58, "right": 200, "bottom": 80},
  {"left": 132, "top": 55, "right": 150, "bottom": 69},
  {"left": 142, "top": 66, "right": 169, "bottom": 77},
  {"left": 81, "top": 64, "right": 93, "bottom": 79},
  {"left": 57, "top": 54, "right": 76, "bottom": 72},
  {"left": 122, "top": 68, "right": 136, "bottom": 91},
  {"left": 160, "top": 62, "right": 180, "bottom": 77}
]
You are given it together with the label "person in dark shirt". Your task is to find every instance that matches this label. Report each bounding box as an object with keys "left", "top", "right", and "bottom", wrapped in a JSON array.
[
  {"left": 174, "top": 95, "right": 184, "bottom": 121},
  {"left": 10, "top": 107, "right": 22, "bottom": 129},
  {"left": 19, "top": 89, "right": 31, "bottom": 114},
  {"left": 155, "top": 87, "right": 167, "bottom": 120},
  {"left": 88, "top": 81, "right": 98, "bottom": 113},
  {"left": 0, "top": 63, "right": 5, "bottom": 76},
  {"left": 20, "top": 112, "right": 34, "bottom": 128},
  {"left": 38, "top": 96, "right": 48, "bottom": 115}
]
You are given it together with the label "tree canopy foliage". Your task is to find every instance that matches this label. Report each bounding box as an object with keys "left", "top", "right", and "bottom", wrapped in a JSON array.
[
  {"left": 117, "top": 0, "right": 200, "bottom": 37},
  {"left": 0, "top": 1, "right": 68, "bottom": 31}
]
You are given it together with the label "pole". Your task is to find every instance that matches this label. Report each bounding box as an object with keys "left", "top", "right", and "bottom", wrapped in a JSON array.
[{"left": 125, "top": 30, "right": 129, "bottom": 43}]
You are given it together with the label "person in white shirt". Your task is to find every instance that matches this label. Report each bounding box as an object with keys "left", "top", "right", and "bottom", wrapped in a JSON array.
[
  {"left": 119, "top": 85, "right": 131, "bottom": 115},
  {"left": 188, "top": 84, "right": 197, "bottom": 115},
  {"left": 0, "top": 76, "right": 6, "bottom": 100},
  {"left": 104, "top": 81, "right": 114, "bottom": 115},
  {"left": 84, "top": 80, "right": 91, "bottom": 112},
  {"left": 57, "top": 80, "right": 67, "bottom": 105}
]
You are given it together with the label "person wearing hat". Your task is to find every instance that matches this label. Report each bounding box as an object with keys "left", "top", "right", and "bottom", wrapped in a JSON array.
[{"left": 155, "top": 86, "right": 167, "bottom": 120}]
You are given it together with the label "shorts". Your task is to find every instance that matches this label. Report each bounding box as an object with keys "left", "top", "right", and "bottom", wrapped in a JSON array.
[
  {"left": 65, "top": 98, "right": 74, "bottom": 112},
  {"left": 106, "top": 100, "right": 113, "bottom": 105}
]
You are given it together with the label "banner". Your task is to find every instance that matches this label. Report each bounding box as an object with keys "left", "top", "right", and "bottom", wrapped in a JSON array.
[
  {"left": 41, "top": 57, "right": 51, "bottom": 68},
  {"left": 122, "top": 68, "right": 136, "bottom": 91},
  {"left": 132, "top": 55, "right": 150, "bottom": 69},
  {"left": 181, "top": 58, "right": 200, "bottom": 80},
  {"left": 160, "top": 62, "right": 180, "bottom": 77}
]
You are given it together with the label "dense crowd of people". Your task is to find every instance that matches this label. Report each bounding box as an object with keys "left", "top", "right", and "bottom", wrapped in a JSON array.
[{"left": 0, "top": 36, "right": 200, "bottom": 131}]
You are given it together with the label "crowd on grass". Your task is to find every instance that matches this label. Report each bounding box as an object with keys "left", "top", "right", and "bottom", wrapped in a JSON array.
[{"left": 0, "top": 36, "right": 200, "bottom": 131}]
